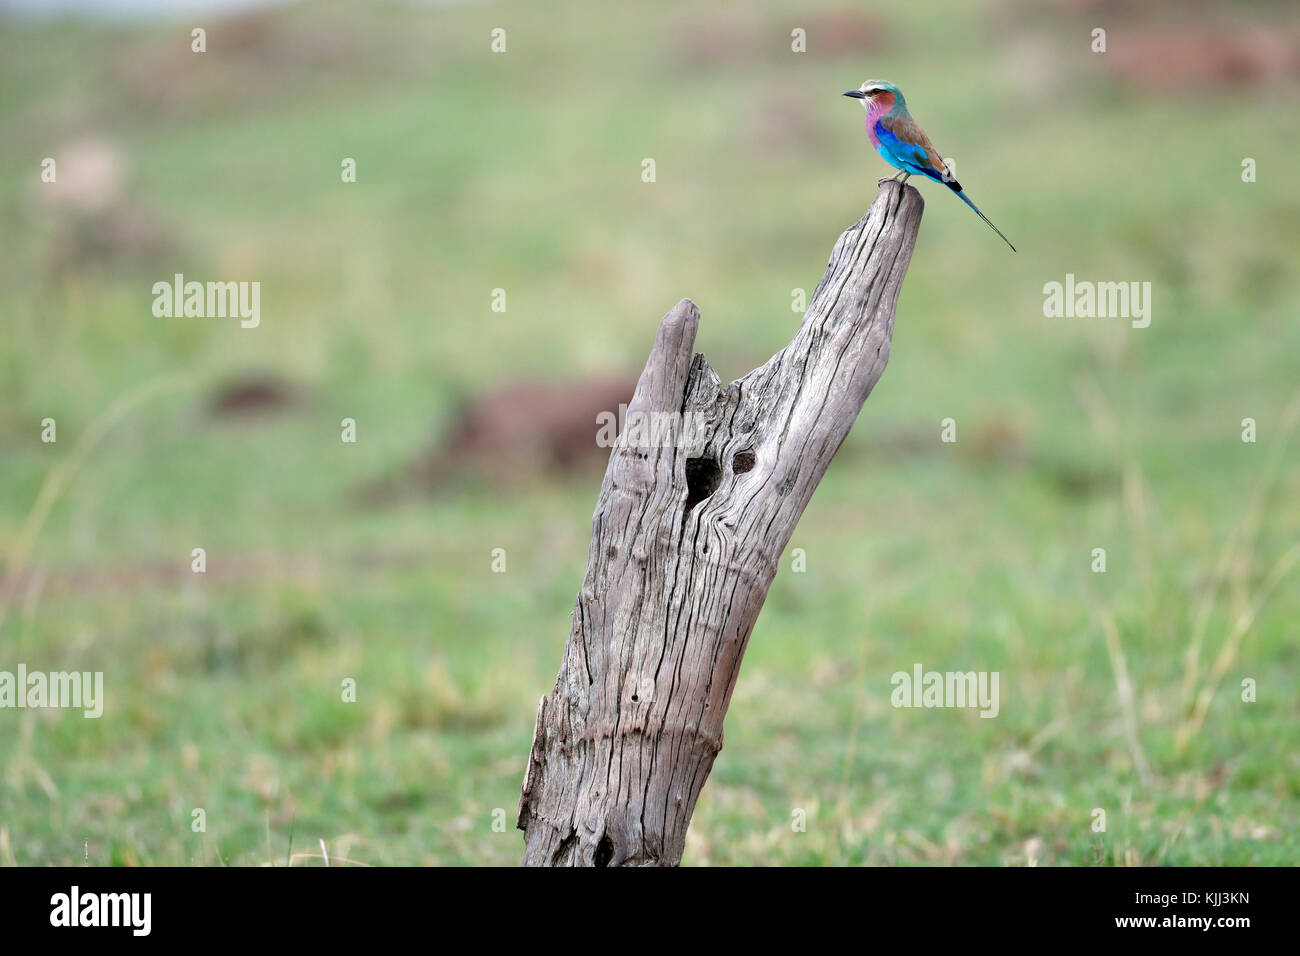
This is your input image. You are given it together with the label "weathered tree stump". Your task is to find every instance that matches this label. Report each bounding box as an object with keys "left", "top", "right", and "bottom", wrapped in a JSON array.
[{"left": 518, "top": 182, "right": 925, "bottom": 866}]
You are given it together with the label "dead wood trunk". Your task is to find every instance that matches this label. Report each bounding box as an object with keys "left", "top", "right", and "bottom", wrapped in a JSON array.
[{"left": 517, "top": 182, "right": 924, "bottom": 866}]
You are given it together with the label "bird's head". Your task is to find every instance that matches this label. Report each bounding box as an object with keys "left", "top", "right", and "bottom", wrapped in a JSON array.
[{"left": 843, "top": 79, "right": 902, "bottom": 111}]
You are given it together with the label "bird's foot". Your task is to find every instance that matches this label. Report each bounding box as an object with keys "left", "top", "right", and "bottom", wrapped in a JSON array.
[{"left": 877, "top": 172, "right": 906, "bottom": 186}]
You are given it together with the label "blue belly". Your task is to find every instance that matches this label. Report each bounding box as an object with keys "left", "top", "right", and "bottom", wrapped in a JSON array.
[{"left": 873, "top": 121, "right": 941, "bottom": 180}]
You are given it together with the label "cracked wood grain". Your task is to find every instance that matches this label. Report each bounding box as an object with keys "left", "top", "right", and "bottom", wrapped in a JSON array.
[{"left": 517, "top": 182, "right": 924, "bottom": 866}]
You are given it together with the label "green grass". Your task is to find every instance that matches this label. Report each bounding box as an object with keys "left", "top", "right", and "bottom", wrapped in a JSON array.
[{"left": 1, "top": 0, "right": 1297, "bottom": 865}]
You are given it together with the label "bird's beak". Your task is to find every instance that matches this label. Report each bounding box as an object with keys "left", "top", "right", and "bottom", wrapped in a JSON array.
[{"left": 843, "top": 90, "right": 867, "bottom": 98}]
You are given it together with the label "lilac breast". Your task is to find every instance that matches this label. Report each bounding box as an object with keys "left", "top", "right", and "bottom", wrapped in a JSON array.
[
  {"left": 865, "top": 115, "right": 880, "bottom": 147},
  {"left": 863, "top": 100, "right": 892, "bottom": 147}
]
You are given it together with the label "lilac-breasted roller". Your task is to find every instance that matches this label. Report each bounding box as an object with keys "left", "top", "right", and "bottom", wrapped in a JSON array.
[{"left": 844, "top": 80, "right": 1016, "bottom": 252}]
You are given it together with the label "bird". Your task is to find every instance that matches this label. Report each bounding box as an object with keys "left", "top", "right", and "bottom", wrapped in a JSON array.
[{"left": 844, "top": 80, "right": 1016, "bottom": 252}]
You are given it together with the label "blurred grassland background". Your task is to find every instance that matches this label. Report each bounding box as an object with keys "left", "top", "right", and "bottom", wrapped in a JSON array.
[{"left": 0, "top": 0, "right": 1298, "bottom": 865}]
